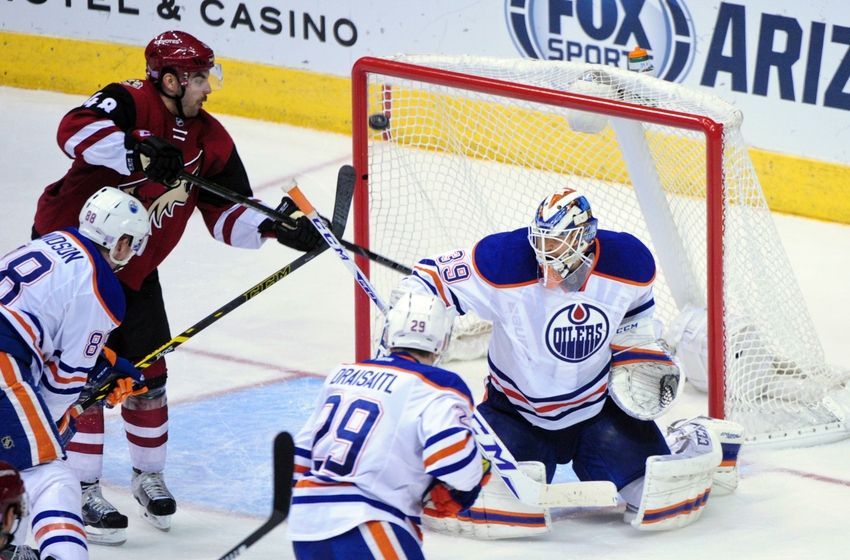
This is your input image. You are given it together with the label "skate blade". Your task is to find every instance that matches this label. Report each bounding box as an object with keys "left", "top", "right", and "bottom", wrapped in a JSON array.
[
  {"left": 85, "top": 526, "right": 127, "bottom": 546},
  {"left": 137, "top": 503, "right": 172, "bottom": 531}
]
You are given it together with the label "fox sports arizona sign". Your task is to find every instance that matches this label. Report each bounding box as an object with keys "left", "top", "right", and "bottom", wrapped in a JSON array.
[{"left": 506, "top": 0, "right": 696, "bottom": 82}]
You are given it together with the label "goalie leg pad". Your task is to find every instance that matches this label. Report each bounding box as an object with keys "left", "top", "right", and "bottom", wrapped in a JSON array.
[
  {"left": 669, "top": 416, "right": 744, "bottom": 496},
  {"left": 424, "top": 461, "right": 551, "bottom": 540},
  {"left": 627, "top": 421, "right": 721, "bottom": 531}
]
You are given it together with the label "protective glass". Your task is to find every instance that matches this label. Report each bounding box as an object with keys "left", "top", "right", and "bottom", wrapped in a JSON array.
[
  {"left": 183, "top": 64, "right": 223, "bottom": 91},
  {"left": 208, "top": 63, "right": 223, "bottom": 91}
]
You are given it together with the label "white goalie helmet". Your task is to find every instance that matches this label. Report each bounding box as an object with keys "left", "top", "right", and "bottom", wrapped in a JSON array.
[
  {"left": 78, "top": 187, "right": 151, "bottom": 267},
  {"left": 383, "top": 291, "right": 456, "bottom": 362},
  {"left": 528, "top": 188, "right": 598, "bottom": 287}
]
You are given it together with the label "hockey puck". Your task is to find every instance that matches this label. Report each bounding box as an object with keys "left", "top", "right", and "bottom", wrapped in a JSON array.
[{"left": 368, "top": 113, "right": 390, "bottom": 130}]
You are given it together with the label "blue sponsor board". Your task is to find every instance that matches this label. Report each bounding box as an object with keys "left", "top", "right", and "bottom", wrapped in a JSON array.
[
  {"left": 506, "top": 0, "right": 695, "bottom": 82},
  {"left": 505, "top": 1, "right": 850, "bottom": 110}
]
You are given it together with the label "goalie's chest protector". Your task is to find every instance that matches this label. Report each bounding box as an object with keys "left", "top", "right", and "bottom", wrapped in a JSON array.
[{"left": 469, "top": 229, "right": 656, "bottom": 430}]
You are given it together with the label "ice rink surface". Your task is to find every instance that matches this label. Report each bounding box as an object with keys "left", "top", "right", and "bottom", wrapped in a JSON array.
[{"left": 2, "top": 85, "right": 850, "bottom": 559}]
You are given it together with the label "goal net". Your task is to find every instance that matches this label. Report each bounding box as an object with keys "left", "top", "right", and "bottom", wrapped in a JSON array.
[{"left": 351, "top": 54, "right": 850, "bottom": 446}]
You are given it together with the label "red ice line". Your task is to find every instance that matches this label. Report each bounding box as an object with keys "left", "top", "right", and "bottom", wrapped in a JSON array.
[{"left": 169, "top": 346, "right": 325, "bottom": 407}]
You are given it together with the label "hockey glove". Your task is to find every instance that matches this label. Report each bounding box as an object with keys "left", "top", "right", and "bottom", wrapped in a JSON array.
[
  {"left": 424, "top": 457, "right": 492, "bottom": 517},
  {"left": 258, "top": 196, "right": 327, "bottom": 252},
  {"left": 126, "top": 129, "right": 184, "bottom": 183},
  {"left": 84, "top": 348, "right": 148, "bottom": 409},
  {"left": 57, "top": 409, "right": 77, "bottom": 449}
]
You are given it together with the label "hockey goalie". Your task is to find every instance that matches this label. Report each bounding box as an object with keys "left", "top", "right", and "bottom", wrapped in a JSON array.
[{"left": 399, "top": 188, "right": 744, "bottom": 537}]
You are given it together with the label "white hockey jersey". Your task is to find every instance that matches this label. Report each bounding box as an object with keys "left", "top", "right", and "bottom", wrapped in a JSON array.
[
  {"left": 0, "top": 228, "right": 125, "bottom": 423},
  {"left": 288, "top": 353, "right": 484, "bottom": 543},
  {"left": 401, "top": 227, "right": 663, "bottom": 431}
]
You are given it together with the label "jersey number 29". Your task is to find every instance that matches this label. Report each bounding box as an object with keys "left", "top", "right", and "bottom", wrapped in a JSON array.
[{"left": 312, "top": 395, "right": 382, "bottom": 476}]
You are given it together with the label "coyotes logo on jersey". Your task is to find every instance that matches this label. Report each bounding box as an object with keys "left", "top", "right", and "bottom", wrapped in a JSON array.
[{"left": 121, "top": 156, "right": 202, "bottom": 230}]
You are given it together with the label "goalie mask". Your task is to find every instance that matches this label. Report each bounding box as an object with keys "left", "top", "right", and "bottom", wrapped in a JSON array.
[
  {"left": 79, "top": 187, "right": 151, "bottom": 268},
  {"left": 528, "top": 188, "right": 598, "bottom": 288},
  {"left": 0, "top": 461, "right": 25, "bottom": 546},
  {"left": 383, "top": 291, "right": 455, "bottom": 363}
]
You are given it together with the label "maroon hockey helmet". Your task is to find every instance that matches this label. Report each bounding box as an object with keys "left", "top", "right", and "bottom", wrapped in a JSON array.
[
  {"left": 145, "top": 30, "right": 221, "bottom": 88},
  {"left": 0, "top": 461, "right": 25, "bottom": 540}
]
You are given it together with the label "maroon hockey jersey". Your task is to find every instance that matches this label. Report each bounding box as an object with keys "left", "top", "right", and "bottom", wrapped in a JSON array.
[{"left": 35, "top": 79, "right": 266, "bottom": 290}]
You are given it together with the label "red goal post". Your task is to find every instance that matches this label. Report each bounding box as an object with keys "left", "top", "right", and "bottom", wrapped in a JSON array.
[{"left": 350, "top": 55, "right": 849, "bottom": 446}]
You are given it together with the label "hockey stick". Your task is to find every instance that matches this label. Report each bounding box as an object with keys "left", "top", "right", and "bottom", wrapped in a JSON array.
[
  {"left": 471, "top": 411, "right": 619, "bottom": 508},
  {"left": 177, "top": 170, "right": 412, "bottom": 275},
  {"left": 287, "top": 186, "right": 388, "bottom": 315},
  {"left": 288, "top": 187, "right": 617, "bottom": 509},
  {"left": 68, "top": 166, "right": 356, "bottom": 418},
  {"left": 338, "top": 239, "right": 412, "bottom": 275},
  {"left": 217, "top": 431, "right": 295, "bottom": 560}
]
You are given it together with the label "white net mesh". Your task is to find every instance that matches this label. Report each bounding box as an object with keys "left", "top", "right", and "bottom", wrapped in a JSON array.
[{"left": 355, "top": 54, "right": 849, "bottom": 445}]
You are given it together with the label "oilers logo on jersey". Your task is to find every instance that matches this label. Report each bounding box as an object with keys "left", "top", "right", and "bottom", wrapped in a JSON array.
[{"left": 545, "top": 303, "right": 609, "bottom": 363}]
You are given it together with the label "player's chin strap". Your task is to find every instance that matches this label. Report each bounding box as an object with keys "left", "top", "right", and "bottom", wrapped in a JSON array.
[{"left": 155, "top": 71, "right": 188, "bottom": 120}]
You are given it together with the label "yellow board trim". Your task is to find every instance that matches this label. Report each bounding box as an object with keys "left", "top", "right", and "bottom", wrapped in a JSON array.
[
  {"left": 0, "top": 31, "right": 352, "bottom": 134},
  {"left": 2, "top": 31, "right": 848, "bottom": 224}
]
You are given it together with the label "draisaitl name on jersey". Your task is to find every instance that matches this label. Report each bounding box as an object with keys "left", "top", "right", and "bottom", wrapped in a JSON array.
[{"left": 328, "top": 367, "right": 398, "bottom": 393}]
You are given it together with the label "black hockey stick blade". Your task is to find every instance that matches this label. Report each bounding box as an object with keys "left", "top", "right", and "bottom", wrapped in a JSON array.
[
  {"left": 328, "top": 165, "right": 412, "bottom": 275},
  {"left": 271, "top": 431, "right": 295, "bottom": 519},
  {"left": 331, "top": 165, "right": 355, "bottom": 239},
  {"left": 217, "top": 432, "right": 296, "bottom": 560}
]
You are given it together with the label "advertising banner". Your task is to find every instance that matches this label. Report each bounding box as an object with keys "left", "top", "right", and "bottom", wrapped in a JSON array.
[{"left": 2, "top": 0, "right": 848, "bottom": 165}]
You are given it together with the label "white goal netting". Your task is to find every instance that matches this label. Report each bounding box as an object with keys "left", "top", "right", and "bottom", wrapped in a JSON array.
[{"left": 352, "top": 54, "right": 850, "bottom": 446}]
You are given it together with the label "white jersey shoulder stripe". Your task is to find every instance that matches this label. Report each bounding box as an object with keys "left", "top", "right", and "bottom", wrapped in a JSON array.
[
  {"left": 62, "top": 230, "right": 122, "bottom": 325},
  {"left": 62, "top": 119, "right": 116, "bottom": 158}
]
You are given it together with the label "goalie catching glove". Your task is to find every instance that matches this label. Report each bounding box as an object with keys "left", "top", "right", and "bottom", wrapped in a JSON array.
[
  {"left": 259, "top": 196, "right": 327, "bottom": 252},
  {"left": 125, "top": 129, "right": 184, "bottom": 183},
  {"left": 609, "top": 316, "right": 681, "bottom": 420}
]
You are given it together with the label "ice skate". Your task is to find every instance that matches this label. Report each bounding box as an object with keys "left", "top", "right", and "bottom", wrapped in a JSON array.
[
  {"left": 0, "top": 544, "right": 40, "bottom": 560},
  {"left": 132, "top": 469, "right": 176, "bottom": 531},
  {"left": 81, "top": 480, "right": 128, "bottom": 546}
]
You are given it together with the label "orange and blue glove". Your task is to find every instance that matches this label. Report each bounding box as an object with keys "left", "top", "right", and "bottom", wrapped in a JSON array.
[
  {"left": 85, "top": 348, "right": 148, "bottom": 408},
  {"left": 424, "top": 457, "right": 492, "bottom": 517}
]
